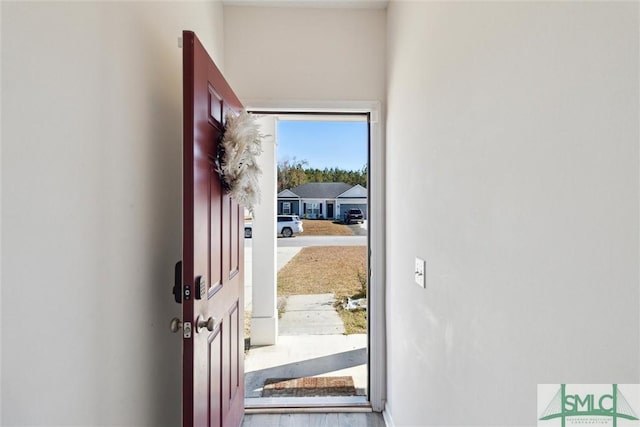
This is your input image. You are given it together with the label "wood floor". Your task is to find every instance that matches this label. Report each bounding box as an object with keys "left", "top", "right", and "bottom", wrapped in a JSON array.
[{"left": 241, "top": 412, "right": 386, "bottom": 427}]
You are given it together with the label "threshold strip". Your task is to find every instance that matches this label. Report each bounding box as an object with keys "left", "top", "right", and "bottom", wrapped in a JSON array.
[{"left": 245, "top": 396, "right": 371, "bottom": 413}]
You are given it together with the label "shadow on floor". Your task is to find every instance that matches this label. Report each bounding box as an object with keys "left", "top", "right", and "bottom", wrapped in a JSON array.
[
  {"left": 245, "top": 347, "right": 366, "bottom": 396},
  {"left": 247, "top": 347, "right": 365, "bottom": 380}
]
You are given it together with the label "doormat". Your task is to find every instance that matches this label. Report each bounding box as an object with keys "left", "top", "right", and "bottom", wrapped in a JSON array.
[{"left": 262, "top": 376, "right": 356, "bottom": 397}]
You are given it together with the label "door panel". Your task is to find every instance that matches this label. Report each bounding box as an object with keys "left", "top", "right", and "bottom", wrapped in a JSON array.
[
  {"left": 208, "top": 329, "right": 223, "bottom": 427},
  {"left": 231, "top": 205, "right": 238, "bottom": 275},
  {"left": 210, "top": 177, "right": 222, "bottom": 289},
  {"left": 183, "top": 30, "right": 244, "bottom": 427},
  {"left": 230, "top": 302, "right": 240, "bottom": 397}
]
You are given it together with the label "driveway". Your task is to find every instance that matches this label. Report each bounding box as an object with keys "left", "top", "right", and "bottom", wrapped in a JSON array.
[{"left": 346, "top": 219, "right": 367, "bottom": 236}]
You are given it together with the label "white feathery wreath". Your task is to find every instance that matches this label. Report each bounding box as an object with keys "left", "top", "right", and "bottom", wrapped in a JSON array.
[{"left": 217, "top": 110, "right": 264, "bottom": 213}]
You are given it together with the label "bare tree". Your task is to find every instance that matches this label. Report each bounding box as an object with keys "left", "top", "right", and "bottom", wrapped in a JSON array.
[{"left": 277, "top": 157, "right": 308, "bottom": 192}]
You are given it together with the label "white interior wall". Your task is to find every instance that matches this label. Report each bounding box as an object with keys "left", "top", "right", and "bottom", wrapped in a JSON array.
[
  {"left": 0, "top": 3, "right": 4, "bottom": 422},
  {"left": 385, "top": 2, "right": 639, "bottom": 426},
  {"left": 1, "top": 2, "right": 224, "bottom": 425},
  {"left": 223, "top": 5, "right": 386, "bottom": 102}
]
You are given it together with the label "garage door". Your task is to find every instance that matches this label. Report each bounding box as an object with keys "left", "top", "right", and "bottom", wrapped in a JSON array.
[{"left": 339, "top": 203, "right": 367, "bottom": 219}]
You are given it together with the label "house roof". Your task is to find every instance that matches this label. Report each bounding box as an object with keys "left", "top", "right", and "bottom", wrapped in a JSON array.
[
  {"left": 337, "top": 184, "right": 368, "bottom": 198},
  {"left": 279, "top": 182, "right": 354, "bottom": 199},
  {"left": 277, "top": 189, "right": 299, "bottom": 198}
]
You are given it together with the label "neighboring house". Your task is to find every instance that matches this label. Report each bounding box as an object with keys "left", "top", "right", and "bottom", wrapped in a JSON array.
[{"left": 277, "top": 182, "right": 368, "bottom": 220}]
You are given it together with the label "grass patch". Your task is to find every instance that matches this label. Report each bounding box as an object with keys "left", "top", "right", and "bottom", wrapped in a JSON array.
[
  {"left": 334, "top": 268, "right": 367, "bottom": 334},
  {"left": 337, "top": 306, "right": 367, "bottom": 335},
  {"left": 278, "top": 246, "right": 366, "bottom": 297},
  {"left": 299, "top": 219, "right": 353, "bottom": 236},
  {"left": 277, "top": 246, "right": 367, "bottom": 334}
]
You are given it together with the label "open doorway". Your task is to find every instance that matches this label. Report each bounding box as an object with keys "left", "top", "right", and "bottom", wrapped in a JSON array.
[{"left": 243, "top": 111, "right": 378, "bottom": 408}]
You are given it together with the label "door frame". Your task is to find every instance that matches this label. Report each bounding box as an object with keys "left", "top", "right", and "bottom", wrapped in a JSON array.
[{"left": 245, "top": 100, "right": 386, "bottom": 412}]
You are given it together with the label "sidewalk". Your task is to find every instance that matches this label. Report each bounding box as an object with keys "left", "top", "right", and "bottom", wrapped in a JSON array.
[{"left": 278, "top": 293, "right": 344, "bottom": 335}]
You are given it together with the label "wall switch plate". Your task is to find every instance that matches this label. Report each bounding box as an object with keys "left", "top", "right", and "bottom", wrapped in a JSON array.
[{"left": 415, "top": 257, "right": 426, "bottom": 288}]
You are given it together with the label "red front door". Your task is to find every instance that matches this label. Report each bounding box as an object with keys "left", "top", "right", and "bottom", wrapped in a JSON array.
[{"left": 182, "top": 31, "right": 244, "bottom": 427}]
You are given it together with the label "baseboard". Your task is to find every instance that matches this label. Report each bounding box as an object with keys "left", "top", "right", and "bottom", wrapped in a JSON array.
[{"left": 382, "top": 404, "right": 395, "bottom": 427}]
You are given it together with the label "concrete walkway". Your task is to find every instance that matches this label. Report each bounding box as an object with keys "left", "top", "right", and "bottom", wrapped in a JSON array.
[
  {"left": 279, "top": 293, "right": 345, "bottom": 335},
  {"left": 244, "top": 334, "right": 367, "bottom": 398},
  {"left": 243, "top": 241, "right": 367, "bottom": 399},
  {"left": 245, "top": 293, "right": 366, "bottom": 398}
]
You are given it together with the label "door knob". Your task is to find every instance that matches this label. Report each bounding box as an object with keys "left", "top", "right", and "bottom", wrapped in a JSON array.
[
  {"left": 196, "top": 316, "right": 216, "bottom": 333},
  {"left": 170, "top": 317, "right": 182, "bottom": 333}
]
